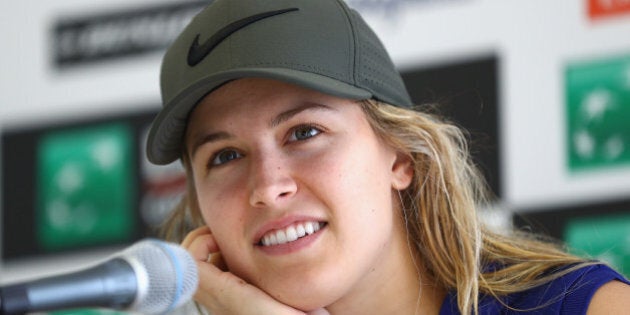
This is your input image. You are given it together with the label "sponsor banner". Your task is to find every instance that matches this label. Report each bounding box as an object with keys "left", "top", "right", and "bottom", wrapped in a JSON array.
[
  {"left": 565, "top": 53, "right": 630, "bottom": 172},
  {"left": 1, "top": 108, "right": 165, "bottom": 260},
  {"left": 588, "top": 0, "right": 630, "bottom": 19},
  {"left": 53, "top": 1, "right": 209, "bottom": 67},
  {"left": 346, "top": 0, "right": 468, "bottom": 12},
  {"left": 37, "top": 123, "right": 134, "bottom": 251},
  {"left": 565, "top": 213, "right": 630, "bottom": 276},
  {"left": 514, "top": 198, "right": 630, "bottom": 278}
]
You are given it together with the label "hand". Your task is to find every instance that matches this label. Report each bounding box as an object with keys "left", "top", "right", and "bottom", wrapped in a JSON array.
[{"left": 182, "top": 226, "right": 330, "bottom": 315}]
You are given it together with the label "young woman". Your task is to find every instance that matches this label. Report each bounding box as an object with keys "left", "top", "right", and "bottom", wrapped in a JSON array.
[{"left": 145, "top": 0, "right": 630, "bottom": 314}]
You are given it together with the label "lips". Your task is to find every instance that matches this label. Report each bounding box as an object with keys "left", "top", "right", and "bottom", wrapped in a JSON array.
[{"left": 258, "top": 221, "right": 325, "bottom": 247}]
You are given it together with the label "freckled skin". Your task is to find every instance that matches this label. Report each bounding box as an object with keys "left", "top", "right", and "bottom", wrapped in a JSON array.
[{"left": 185, "top": 78, "right": 437, "bottom": 313}]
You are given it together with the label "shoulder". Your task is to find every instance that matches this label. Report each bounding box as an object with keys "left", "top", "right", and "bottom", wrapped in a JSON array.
[
  {"left": 439, "top": 263, "right": 630, "bottom": 315},
  {"left": 513, "top": 263, "right": 630, "bottom": 314},
  {"left": 587, "top": 277, "right": 630, "bottom": 314}
]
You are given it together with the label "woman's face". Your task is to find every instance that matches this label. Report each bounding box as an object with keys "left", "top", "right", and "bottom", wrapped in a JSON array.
[{"left": 185, "top": 78, "right": 414, "bottom": 310}]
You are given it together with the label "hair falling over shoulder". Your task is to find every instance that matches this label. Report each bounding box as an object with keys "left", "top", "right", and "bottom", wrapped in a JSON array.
[
  {"left": 160, "top": 99, "right": 595, "bottom": 315},
  {"left": 358, "top": 99, "right": 595, "bottom": 314}
]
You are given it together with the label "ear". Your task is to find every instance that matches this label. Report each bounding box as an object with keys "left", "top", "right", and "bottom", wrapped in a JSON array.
[{"left": 391, "top": 152, "right": 414, "bottom": 190}]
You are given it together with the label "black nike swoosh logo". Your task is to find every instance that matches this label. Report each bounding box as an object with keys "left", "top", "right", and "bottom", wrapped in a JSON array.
[{"left": 187, "top": 8, "right": 299, "bottom": 67}]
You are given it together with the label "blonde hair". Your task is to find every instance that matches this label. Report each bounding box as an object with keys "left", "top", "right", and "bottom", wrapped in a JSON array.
[
  {"left": 359, "top": 99, "right": 592, "bottom": 314},
  {"left": 161, "top": 98, "right": 592, "bottom": 314}
]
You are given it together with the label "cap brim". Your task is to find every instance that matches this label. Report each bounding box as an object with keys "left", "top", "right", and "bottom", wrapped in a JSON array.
[{"left": 146, "top": 68, "right": 373, "bottom": 165}]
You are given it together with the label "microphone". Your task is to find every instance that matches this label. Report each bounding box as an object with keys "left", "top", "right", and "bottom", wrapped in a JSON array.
[{"left": 0, "top": 239, "right": 198, "bottom": 315}]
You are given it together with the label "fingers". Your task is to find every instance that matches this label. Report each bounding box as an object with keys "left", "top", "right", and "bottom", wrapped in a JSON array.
[
  {"left": 182, "top": 226, "right": 219, "bottom": 262},
  {"left": 195, "top": 265, "right": 308, "bottom": 315},
  {"left": 181, "top": 226, "right": 313, "bottom": 315},
  {"left": 209, "top": 251, "right": 229, "bottom": 271},
  {"left": 181, "top": 225, "right": 212, "bottom": 248}
]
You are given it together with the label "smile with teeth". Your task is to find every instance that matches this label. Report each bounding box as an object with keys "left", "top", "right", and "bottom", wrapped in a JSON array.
[{"left": 260, "top": 221, "right": 324, "bottom": 246}]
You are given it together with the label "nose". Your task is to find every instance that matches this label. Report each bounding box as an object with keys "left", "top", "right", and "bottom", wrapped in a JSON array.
[{"left": 248, "top": 152, "right": 297, "bottom": 208}]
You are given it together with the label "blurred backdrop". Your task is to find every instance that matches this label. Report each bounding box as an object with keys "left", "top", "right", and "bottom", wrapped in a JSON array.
[{"left": 1, "top": 0, "right": 629, "bottom": 313}]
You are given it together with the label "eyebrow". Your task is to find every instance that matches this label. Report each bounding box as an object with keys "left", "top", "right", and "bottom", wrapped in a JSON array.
[
  {"left": 189, "top": 102, "right": 336, "bottom": 158},
  {"left": 269, "top": 102, "right": 335, "bottom": 127},
  {"left": 189, "top": 131, "right": 232, "bottom": 159}
]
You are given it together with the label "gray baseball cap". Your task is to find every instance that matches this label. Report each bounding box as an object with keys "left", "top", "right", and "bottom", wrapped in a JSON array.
[{"left": 147, "top": 0, "right": 412, "bottom": 165}]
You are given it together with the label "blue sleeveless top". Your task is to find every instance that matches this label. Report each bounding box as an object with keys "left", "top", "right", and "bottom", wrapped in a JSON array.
[{"left": 439, "top": 264, "right": 630, "bottom": 314}]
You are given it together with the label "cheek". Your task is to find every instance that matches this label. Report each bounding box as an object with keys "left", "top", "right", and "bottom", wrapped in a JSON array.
[
  {"left": 197, "top": 189, "right": 229, "bottom": 222},
  {"left": 194, "top": 176, "right": 246, "bottom": 245},
  {"left": 308, "top": 136, "right": 395, "bottom": 229},
  {"left": 194, "top": 178, "right": 262, "bottom": 285},
  {"left": 323, "top": 144, "right": 392, "bottom": 202}
]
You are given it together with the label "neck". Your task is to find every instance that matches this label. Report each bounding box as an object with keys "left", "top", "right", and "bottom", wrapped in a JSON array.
[{"left": 325, "top": 215, "right": 446, "bottom": 315}]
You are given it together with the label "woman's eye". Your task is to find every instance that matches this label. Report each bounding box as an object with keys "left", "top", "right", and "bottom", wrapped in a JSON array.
[
  {"left": 289, "top": 125, "right": 321, "bottom": 142},
  {"left": 210, "top": 149, "right": 242, "bottom": 166}
]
